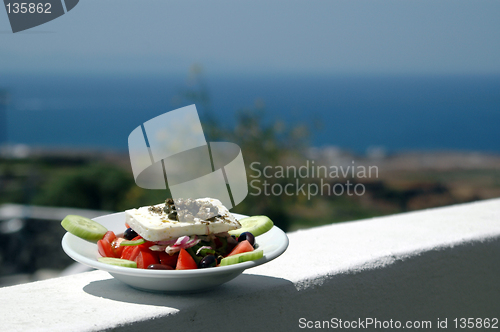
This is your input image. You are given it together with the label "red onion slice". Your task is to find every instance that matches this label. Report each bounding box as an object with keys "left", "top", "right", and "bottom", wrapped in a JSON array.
[
  {"left": 148, "top": 245, "right": 167, "bottom": 251},
  {"left": 164, "top": 235, "right": 201, "bottom": 255}
]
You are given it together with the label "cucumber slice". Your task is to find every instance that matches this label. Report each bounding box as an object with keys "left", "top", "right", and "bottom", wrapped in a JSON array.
[
  {"left": 98, "top": 257, "right": 137, "bottom": 268},
  {"left": 61, "top": 215, "right": 108, "bottom": 242},
  {"left": 219, "top": 249, "right": 263, "bottom": 266},
  {"left": 229, "top": 215, "right": 274, "bottom": 237},
  {"left": 119, "top": 238, "right": 146, "bottom": 246}
]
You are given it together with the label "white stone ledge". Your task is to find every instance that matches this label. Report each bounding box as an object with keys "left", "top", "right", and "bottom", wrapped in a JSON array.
[{"left": 1, "top": 199, "right": 500, "bottom": 331}]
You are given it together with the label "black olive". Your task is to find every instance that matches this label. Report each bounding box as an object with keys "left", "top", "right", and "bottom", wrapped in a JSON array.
[
  {"left": 199, "top": 255, "right": 217, "bottom": 268},
  {"left": 123, "top": 228, "right": 138, "bottom": 240},
  {"left": 238, "top": 232, "right": 255, "bottom": 247},
  {"left": 147, "top": 264, "right": 173, "bottom": 270}
]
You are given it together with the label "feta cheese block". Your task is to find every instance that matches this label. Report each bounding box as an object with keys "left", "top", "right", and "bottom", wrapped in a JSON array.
[{"left": 125, "top": 198, "right": 241, "bottom": 241}]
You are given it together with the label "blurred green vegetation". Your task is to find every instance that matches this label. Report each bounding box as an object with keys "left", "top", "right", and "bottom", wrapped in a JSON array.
[{"left": 32, "top": 163, "right": 134, "bottom": 211}]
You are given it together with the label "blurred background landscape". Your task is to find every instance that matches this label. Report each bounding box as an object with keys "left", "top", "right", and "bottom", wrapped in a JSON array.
[{"left": 0, "top": 0, "right": 499, "bottom": 286}]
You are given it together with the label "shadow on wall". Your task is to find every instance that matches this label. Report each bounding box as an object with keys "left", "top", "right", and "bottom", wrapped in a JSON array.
[{"left": 81, "top": 238, "right": 500, "bottom": 331}]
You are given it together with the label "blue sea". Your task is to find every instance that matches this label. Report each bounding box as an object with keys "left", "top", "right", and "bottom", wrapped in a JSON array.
[{"left": 0, "top": 73, "right": 499, "bottom": 154}]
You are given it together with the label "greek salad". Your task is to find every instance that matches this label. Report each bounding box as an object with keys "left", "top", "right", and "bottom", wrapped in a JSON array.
[{"left": 61, "top": 198, "right": 273, "bottom": 270}]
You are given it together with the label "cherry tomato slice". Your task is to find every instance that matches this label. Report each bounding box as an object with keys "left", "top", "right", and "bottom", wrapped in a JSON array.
[
  {"left": 158, "top": 252, "right": 179, "bottom": 269},
  {"left": 129, "top": 246, "right": 141, "bottom": 261},
  {"left": 121, "top": 245, "right": 141, "bottom": 261},
  {"left": 111, "top": 240, "right": 124, "bottom": 257},
  {"left": 135, "top": 250, "right": 159, "bottom": 269},
  {"left": 138, "top": 241, "right": 155, "bottom": 251},
  {"left": 176, "top": 248, "right": 197, "bottom": 270},
  {"left": 97, "top": 239, "right": 115, "bottom": 258},
  {"left": 102, "top": 231, "right": 116, "bottom": 243},
  {"left": 120, "top": 245, "right": 133, "bottom": 260}
]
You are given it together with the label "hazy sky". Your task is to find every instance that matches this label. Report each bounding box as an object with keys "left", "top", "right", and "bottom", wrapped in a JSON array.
[{"left": 1, "top": 0, "right": 499, "bottom": 76}]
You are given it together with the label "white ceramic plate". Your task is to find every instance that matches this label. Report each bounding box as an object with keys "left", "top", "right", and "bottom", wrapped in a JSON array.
[{"left": 62, "top": 212, "right": 289, "bottom": 293}]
